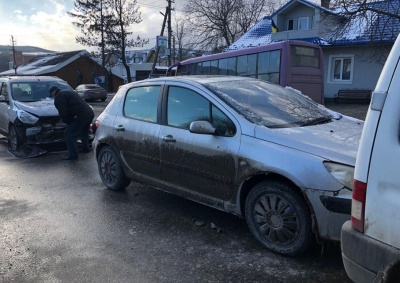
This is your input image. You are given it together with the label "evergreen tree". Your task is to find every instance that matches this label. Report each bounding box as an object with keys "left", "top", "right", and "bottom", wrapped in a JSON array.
[
  {"left": 104, "top": 0, "right": 148, "bottom": 83},
  {"left": 69, "top": 0, "right": 148, "bottom": 82},
  {"left": 68, "top": 0, "right": 109, "bottom": 68}
]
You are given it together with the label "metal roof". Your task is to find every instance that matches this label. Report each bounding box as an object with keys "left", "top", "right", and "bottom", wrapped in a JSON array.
[{"left": 227, "top": 0, "right": 400, "bottom": 51}]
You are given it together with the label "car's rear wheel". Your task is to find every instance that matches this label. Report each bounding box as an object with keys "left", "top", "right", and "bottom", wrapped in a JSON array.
[
  {"left": 8, "top": 125, "right": 22, "bottom": 151},
  {"left": 245, "top": 180, "right": 313, "bottom": 256},
  {"left": 98, "top": 146, "right": 131, "bottom": 190}
]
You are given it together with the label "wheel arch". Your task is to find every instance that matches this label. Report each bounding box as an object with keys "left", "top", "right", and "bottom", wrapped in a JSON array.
[
  {"left": 95, "top": 141, "right": 118, "bottom": 160},
  {"left": 237, "top": 172, "right": 320, "bottom": 239}
]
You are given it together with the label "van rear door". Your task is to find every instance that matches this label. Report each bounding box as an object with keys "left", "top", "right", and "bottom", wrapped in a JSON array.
[{"left": 360, "top": 38, "right": 400, "bottom": 248}]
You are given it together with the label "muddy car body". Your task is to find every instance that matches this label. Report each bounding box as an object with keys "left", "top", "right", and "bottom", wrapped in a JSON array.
[
  {"left": 93, "top": 76, "right": 363, "bottom": 256},
  {"left": 0, "top": 76, "right": 73, "bottom": 152}
]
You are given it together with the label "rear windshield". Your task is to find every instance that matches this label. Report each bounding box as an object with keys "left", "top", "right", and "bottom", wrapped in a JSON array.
[
  {"left": 204, "top": 79, "right": 331, "bottom": 128},
  {"left": 85, "top": 85, "right": 101, "bottom": 89}
]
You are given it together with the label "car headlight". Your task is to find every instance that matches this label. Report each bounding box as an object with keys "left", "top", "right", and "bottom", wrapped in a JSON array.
[
  {"left": 323, "top": 161, "right": 354, "bottom": 190},
  {"left": 17, "top": 110, "right": 39, "bottom": 125}
]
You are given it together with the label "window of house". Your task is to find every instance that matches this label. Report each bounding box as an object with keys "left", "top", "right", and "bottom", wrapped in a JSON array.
[
  {"left": 288, "top": 19, "right": 294, "bottom": 30},
  {"left": 298, "top": 17, "right": 309, "bottom": 30},
  {"left": 328, "top": 55, "right": 354, "bottom": 83}
]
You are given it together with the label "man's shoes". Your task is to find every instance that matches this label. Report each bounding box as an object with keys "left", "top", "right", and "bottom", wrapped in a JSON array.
[{"left": 61, "top": 154, "right": 78, "bottom": 160}]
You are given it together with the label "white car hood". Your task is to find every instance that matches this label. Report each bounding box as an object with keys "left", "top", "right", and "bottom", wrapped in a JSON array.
[
  {"left": 254, "top": 115, "right": 363, "bottom": 166},
  {"left": 14, "top": 99, "right": 60, "bottom": 117}
]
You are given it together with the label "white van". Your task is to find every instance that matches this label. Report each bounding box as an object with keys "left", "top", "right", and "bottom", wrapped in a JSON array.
[{"left": 341, "top": 34, "right": 400, "bottom": 282}]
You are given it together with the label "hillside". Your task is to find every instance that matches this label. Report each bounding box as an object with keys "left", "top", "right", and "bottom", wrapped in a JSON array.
[{"left": 0, "top": 45, "right": 54, "bottom": 53}]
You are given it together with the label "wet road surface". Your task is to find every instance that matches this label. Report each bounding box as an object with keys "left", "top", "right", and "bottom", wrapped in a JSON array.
[{"left": 0, "top": 97, "right": 356, "bottom": 282}]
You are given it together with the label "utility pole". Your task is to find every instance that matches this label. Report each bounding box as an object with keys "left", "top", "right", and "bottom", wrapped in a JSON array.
[
  {"left": 10, "top": 35, "right": 17, "bottom": 75},
  {"left": 150, "top": 7, "right": 168, "bottom": 78},
  {"left": 100, "top": 0, "right": 106, "bottom": 69},
  {"left": 172, "top": 35, "right": 176, "bottom": 64},
  {"left": 149, "top": 0, "right": 174, "bottom": 78},
  {"left": 167, "top": 0, "right": 173, "bottom": 66}
]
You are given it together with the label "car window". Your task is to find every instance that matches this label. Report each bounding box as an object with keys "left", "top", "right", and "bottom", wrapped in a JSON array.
[
  {"left": 0, "top": 82, "right": 8, "bottom": 100},
  {"left": 123, "top": 85, "right": 161, "bottom": 122},
  {"left": 11, "top": 81, "right": 72, "bottom": 102},
  {"left": 167, "top": 86, "right": 236, "bottom": 136},
  {"left": 205, "top": 79, "right": 331, "bottom": 128}
]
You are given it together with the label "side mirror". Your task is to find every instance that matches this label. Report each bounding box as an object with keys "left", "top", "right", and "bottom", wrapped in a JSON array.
[{"left": 189, "top": 121, "right": 216, "bottom": 135}]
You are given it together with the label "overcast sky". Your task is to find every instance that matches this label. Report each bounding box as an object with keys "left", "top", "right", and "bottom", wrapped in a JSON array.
[{"left": 0, "top": 0, "right": 182, "bottom": 52}]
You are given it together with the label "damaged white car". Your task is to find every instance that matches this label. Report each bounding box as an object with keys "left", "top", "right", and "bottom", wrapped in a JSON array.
[
  {"left": 93, "top": 76, "right": 363, "bottom": 256},
  {"left": 0, "top": 76, "right": 73, "bottom": 157}
]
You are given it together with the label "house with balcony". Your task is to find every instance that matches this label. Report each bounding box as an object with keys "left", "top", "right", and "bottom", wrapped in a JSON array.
[{"left": 227, "top": 0, "right": 400, "bottom": 100}]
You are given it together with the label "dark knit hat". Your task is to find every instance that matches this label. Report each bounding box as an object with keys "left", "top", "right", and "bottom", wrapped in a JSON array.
[{"left": 49, "top": 85, "right": 60, "bottom": 95}]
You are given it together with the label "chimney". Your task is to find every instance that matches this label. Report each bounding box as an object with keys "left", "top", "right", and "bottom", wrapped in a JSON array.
[{"left": 321, "top": 0, "right": 330, "bottom": 8}]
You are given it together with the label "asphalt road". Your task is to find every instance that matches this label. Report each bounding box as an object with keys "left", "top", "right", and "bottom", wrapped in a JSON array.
[{"left": 0, "top": 97, "right": 352, "bottom": 283}]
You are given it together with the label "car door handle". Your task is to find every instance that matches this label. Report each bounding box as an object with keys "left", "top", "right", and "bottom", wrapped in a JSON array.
[
  {"left": 115, "top": 125, "right": 125, "bottom": 132},
  {"left": 162, "top": 135, "right": 176, "bottom": 142}
]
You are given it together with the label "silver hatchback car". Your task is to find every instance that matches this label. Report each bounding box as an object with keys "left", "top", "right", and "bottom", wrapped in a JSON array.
[
  {"left": 0, "top": 76, "right": 73, "bottom": 153},
  {"left": 93, "top": 76, "right": 363, "bottom": 256}
]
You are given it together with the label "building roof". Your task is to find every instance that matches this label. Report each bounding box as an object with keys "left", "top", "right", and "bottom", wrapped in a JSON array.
[
  {"left": 227, "top": 0, "right": 400, "bottom": 51},
  {"left": 0, "top": 50, "right": 90, "bottom": 75},
  {"left": 271, "top": 0, "right": 335, "bottom": 17},
  {"left": 327, "top": 0, "right": 400, "bottom": 46}
]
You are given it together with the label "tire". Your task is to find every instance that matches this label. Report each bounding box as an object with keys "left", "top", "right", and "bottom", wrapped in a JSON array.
[
  {"left": 245, "top": 180, "right": 313, "bottom": 256},
  {"left": 97, "top": 146, "right": 131, "bottom": 190},
  {"left": 8, "top": 125, "right": 22, "bottom": 151}
]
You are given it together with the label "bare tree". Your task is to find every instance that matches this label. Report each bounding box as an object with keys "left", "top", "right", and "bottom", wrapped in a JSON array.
[
  {"left": 68, "top": 0, "right": 109, "bottom": 67},
  {"left": 69, "top": 0, "right": 148, "bottom": 82},
  {"left": 184, "top": 0, "right": 275, "bottom": 52},
  {"left": 328, "top": 0, "right": 400, "bottom": 59},
  {"left": 173, "top": 16, "right": 196, "bottom": 61},
  {"left": 323, "top": 0, "right": 400, "bottom": 63},
  {"left": 104, "top": 0, "right": 148, "bottom": 82}
]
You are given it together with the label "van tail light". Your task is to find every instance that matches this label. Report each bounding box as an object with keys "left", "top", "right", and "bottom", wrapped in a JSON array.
[{"left": 351, "top": 179, "right": 367, "bottom": 233}]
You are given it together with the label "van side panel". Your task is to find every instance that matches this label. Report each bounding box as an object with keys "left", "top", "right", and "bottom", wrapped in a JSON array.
[{"left": 363, "top": 57, "right": 400, "bottom": 248}]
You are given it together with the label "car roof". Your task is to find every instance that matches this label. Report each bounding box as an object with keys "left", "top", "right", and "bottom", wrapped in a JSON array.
[
  {"left": 79, "top": 84, "right": 101, "bottom": 87},
  {"left": 127, "top": 75, "right": 253, "bottom": 86},
  {"left": 0, "top": 76, "right": 65, "bottom": 83}
]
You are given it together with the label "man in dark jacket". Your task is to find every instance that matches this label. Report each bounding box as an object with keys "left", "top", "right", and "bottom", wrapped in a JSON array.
[{"left": 49, "top": 85, "right": 95, "bottom": 160}]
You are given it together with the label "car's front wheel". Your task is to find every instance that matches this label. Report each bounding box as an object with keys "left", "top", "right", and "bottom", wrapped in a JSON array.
[
  {"left": 8, "top": 125, "right": 22, "bottom": 151},
  {"left": 98, "top": 146, "right": 131, "bottom": 190},
  {"left": 245, "top": 180, "right": 313, "bottom": 256}
]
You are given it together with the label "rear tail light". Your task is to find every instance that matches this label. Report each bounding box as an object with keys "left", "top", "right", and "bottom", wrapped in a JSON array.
[
  {"left": 90, "top": 121, "right": 100, "bottom": 134},
  {"left": 351, "top": 179, "right": 367, "bottom": 232}
]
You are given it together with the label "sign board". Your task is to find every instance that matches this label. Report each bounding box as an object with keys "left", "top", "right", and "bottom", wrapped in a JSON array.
[{"left": 156, "top": 36, "right": 168, "bottom": 48}]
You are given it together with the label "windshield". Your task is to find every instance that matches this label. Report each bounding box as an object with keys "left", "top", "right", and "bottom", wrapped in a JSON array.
[
  {"left": 205, "top": 79, "right": 331, "bottom": 128},
  {"left": 11, "top": 81, "right": 72, "bottom": 102}
]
